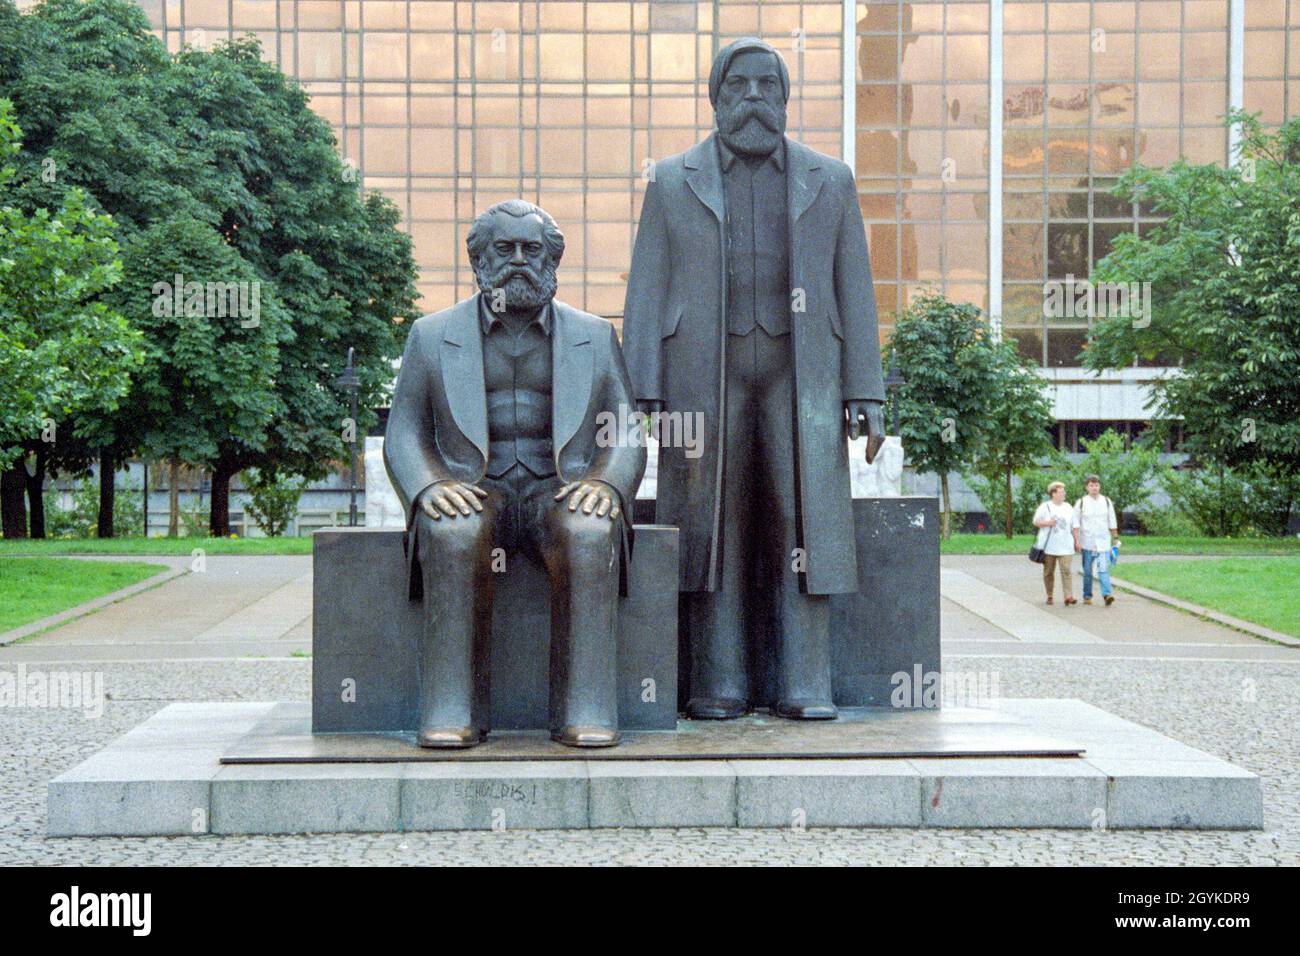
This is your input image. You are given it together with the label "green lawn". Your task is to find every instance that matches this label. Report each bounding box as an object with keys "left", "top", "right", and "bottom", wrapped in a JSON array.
[
  {"left": 0, "top": 557, "right": 171, "bottom": 633},
  {"left": 0, "top": 535, "right": 313, "bottom": 556},
  {"left": 1112, "top": 557, "right": 1300, "bottom": 638},
  {"left": 940, "top": 533, "right": 1300, "bottom": 556}
]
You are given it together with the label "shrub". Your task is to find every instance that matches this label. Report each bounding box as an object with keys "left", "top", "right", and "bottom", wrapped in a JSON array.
[
  {"left": 241, "top": 469, "right": 305, "bottom": 538},
  {"left": 42, "top": 478, "right": 143, "bottom": 538},
  {"left": 1161, "top": 462, "right": 1298, "bottom": 538}
]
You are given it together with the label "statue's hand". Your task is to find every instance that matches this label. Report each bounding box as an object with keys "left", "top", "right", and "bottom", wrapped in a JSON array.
[
  {"left": 554, "top": 480, "right": 621, "bottom": 521},
  {"left": 845, "top": 399, "right": 886, "bottom": 465},
  {"left": 419, "top": 480, "right": 487, "bottom": 520}
]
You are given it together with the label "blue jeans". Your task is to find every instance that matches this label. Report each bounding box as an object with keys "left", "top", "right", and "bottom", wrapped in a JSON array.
[{"left": 1081, "top": 549, "right": 1112, "bottom": 599}]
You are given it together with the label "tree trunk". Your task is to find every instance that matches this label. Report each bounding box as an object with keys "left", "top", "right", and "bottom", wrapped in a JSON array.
[
  {"left": 1, "top": 465, "right": 27, "bottom": 538},
  {"left": 97, "top": 448, "right": 115, "bottom": 538},
  {"left": 25, "top": 446, "right": 46, "bottom": 538},
  {"left": 1003, "top": 461, "right": 1014, "bottom": 538},
  {"left": 168, "top": 458, "right": 180, "bottom": 537},
  {"left": 940, "top": 471, "right": 952, "bottom": 540},
  {"left": 209, "top": 463, "right": 233, "bottom": 537}
]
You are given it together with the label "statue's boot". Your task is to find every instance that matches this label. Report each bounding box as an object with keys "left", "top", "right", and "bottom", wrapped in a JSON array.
[
  {"left": 552, "top": 725, "right": 620, "bottom": 748},
  {"left": 773, "top": 699, "right": 837, "bottom": 720},
  {"left": 774, "top": 598, "right": 837, "bottom": 721},
  {"left": 417, "top": 726, "right": 485, "bottom": 748},
  {"left": 686, "top": 696, "right": 749, "bottom": 720},
  {"left": 684, "top": 589, "right": 750, "bottom": 720}
]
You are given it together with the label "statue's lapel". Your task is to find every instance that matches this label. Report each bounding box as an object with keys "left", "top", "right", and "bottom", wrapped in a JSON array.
[
  {"left": 685, "top": 134, "right": 726, "bottom": 223},
  {"left": 440, "top": 295, "right": 489, "bottom": 464},
  {"left": 787, "top": 138, "right": 825, "bottom": 230},
  {"left": 551, "top": 301, "right": 593, "bottom": 458}
]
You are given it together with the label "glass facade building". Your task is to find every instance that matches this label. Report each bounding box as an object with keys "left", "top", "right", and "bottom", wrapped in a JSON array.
[{"left": 21, "top": 0, "right": 1300, "bottom": 436}]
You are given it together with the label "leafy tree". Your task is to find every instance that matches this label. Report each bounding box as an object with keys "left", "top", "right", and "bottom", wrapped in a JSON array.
[
  {"left": 0, "top": 0, "right": 206, "bottom": 535},
  {"left": 1, "top": 1, "right": 419, "bottom": 536},
  {"left": 968, "top": 345, "right": 1056, "bottom": 537},
  {"left": 104, "top": 217, "right": 287, "bottom": 504},
  {"left": 886, "top": 292, "right": 1003, "bottom": 538},
  {"left": 0, "top": 97, "right": 141, "bottom": 537},
  {"left": 1087, "top": 111, "right": 1300, "bottom": 509},
  {"left": 241, "top": 468, "right": 305, "bottom": 537},
  {"left": 161, "top": 37, "right": 418, "bottom": 534}
]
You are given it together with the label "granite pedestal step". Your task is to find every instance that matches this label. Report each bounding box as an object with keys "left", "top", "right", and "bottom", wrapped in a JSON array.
[
  {"left": 225, "top": 701, "right": 1084, "bottom": 762},
  {"left": 48, "top": 699, "right": 1263, "bottom": 834}
]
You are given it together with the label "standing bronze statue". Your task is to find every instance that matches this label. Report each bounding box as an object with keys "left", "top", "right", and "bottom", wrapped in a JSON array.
[
  {"left": 384, "top": 200, "right": 645, "bottom": 748},
  {"left": 622, "top": 38, "right": 885, "bottom": 721}
]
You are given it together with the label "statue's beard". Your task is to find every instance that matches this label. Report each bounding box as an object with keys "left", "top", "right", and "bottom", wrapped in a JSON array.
[
  {"left": 716, "top": 101, "right": 786, "bottom": 157},
  {"left": 475, "top": 259, "right": 558, "bottom": 312}
]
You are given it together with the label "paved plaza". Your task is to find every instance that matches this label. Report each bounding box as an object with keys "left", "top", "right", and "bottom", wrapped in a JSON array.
[{"left": 1, "top": 554, "right": 1295, "bottom": 865}]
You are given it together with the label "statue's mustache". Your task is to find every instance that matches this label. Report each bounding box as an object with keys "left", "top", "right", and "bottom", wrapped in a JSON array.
[
  {"left": 491, "top": 266, "right": 540, "bottom": 288},
  {"left": 720, "top": 103, "right": 783, "bottom": 133}
]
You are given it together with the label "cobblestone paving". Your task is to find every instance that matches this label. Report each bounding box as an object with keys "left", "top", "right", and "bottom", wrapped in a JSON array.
[{"left": 1, "top": 654, "right": 1295, "bottom": 865}]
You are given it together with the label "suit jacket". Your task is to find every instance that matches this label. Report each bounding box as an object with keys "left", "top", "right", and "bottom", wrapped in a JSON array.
[
  {"left": 621, "top": 134, "right": 884, "bottom": 594},
  {"left": 384, "top": 294, "right": 646, "bottom": 598}
]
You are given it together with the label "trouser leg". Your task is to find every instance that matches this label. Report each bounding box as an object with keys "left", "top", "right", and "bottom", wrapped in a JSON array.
[
  {"left": 1058, "top": 555, "right": 1073, "bottom": 600},
  {"left": 1043, "top": 555, "right": 1056, "bottom": 597},
  {"left": 1081, "top": 550, "right": 1094, "bottom": 598},
  {"left": 682, "top": 337, "right": 755, "bottom": 713},
  {"left": 535, "top": 481, "right": 621, "bottom": 738},
  {"left": 752, "top": 329, "right": 833, "bottom": 714},
  {"left": 415, "top": 505, "right": 496, "bottom": 740},
  {"left": 1097, "top": 550, "right": 1112, "bottom": 596}
]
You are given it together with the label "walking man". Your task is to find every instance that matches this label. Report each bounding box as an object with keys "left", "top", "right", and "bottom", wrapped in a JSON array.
[{"left": 1073, "top": 474, "right": 1119, "bottom": 606}]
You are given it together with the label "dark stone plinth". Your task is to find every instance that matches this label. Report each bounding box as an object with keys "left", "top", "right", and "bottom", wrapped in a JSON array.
[
  {"left": 312, "top": 525, "right": 679, "bottom": 733},
  {"left": 829, "top": 497, "right": 941, "bottom": 708}
]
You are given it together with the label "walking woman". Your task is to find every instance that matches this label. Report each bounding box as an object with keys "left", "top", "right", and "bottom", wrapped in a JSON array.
[{"left": 1032, "top": 481, "right": 1077, "bottom": 605}]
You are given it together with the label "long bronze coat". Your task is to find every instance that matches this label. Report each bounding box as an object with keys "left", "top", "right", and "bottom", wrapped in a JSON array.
[
  {"left": 622, "top": 134, "right": 884, "bottom": 595},
  {"left": 384, "top": 294, "right": 646, "bottom": 598}
]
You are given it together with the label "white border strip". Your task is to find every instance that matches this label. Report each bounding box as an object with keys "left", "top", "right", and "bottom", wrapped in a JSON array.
[
  {"left": 988, "top": 0, "right": 1004, "bottom": 339},
  {"left": 842, "top": 0, "right": 856, "bottom": 168},
  {"left": 1228, "top": 0, "right": 1245, "bottom": 162}
]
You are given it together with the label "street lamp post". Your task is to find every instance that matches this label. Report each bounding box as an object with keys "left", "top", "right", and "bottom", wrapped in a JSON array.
[{"left": 334, "top": 348, "right": 361, "bottom": 527}]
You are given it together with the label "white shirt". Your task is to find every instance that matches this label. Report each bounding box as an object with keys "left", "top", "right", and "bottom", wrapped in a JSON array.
[
  {"left": 1033, "top": 501, "right": 1076, "bottom": 556},
  {"left": 1074, "top": 494, "right": 1117, "bottom": 552}
]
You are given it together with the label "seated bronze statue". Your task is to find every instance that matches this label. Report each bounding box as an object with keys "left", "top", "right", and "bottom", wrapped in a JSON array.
[{"left": 383, "top": 199, "right": 646, "bottom": 749}]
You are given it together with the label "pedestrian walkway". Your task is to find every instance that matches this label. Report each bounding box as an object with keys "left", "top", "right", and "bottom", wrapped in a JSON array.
[
  {"left": 2, "top": 553, "right": 1293, "bottom": 666},
  {"left": 940, "top": 568, "right": 1103, "bottom": 644},
  {"left": 0, "top": 556, "right": 311, "bottom": 663},
  {"left": 940, "top": 554, "right": 1294, "bottom": 664}
]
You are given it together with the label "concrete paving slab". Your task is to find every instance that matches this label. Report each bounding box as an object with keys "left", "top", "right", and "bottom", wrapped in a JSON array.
[
  {"left": 588, "top": 760, "right": 735, "bottom": 828},
  {"left": 941, "top": 568, "right": 1105, "bottom": 644},
  {"left": 211, "top": 763, "right": 401, "bottom": 834},
  {"left": 733, "top": 759, "right": 921, "bottom": 827},
  {"left": 400, "top": 762, "right": 589, "bottom": 831},
  {"left": 47, "top": 701, "right": 274, "bottom": 837}
]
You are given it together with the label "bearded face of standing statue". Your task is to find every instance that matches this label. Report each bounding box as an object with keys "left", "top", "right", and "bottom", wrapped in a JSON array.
[{"left": 713, "top": 48, "right": 788, "bottom": 159}]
